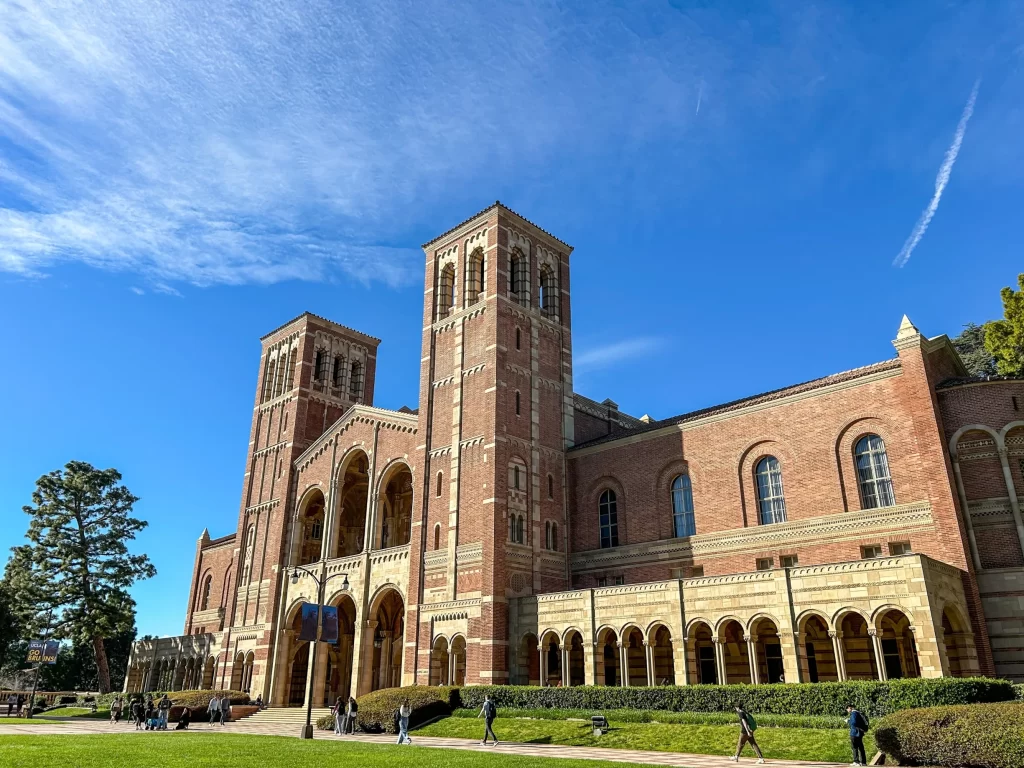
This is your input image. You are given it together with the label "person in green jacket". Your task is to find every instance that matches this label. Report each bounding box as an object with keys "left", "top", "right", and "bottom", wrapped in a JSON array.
[{"left": 730, "top": 705, "right": 765, "bottom": 763}]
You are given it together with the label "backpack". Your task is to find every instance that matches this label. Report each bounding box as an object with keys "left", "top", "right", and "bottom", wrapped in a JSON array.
[
  {"left": 485, "top": 700, "right": 496, "bottom": 719},
  {"left": 857, "top": 712, "right": 869, "bottom": 733},
  {"left": 393, "top": 708, "right": 401, "bottom": 728},
  {"left": 744, "top": 713, "right": 757, "bottom": 732}
]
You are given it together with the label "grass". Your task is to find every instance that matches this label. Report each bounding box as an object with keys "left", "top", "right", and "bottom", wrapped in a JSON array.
[
  {"left": 36, "top": 707, "right": 110, "bottom": 719},
  {"left": 418, "top": 717, "right": 872, "bottom": 763},
  {"left": 449, "top": 707, "right": 847, "bottom": 729},
  {"left": 0, "top": 734, "right": 673, "bottom": 768}
]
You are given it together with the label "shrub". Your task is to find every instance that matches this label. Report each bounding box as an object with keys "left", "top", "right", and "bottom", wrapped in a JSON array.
[
  {"left": 875, "top": 701, "right": 1024, "bottom": 768},
  {"left": 449, "top": 706, "right": 847, "bottom": 729},
  {"left": 355, "top": 686, "right": 459, "bottom": 733},
  {"left": 456, "top": 678, "right": 1012, "bottom": 719},
  {"left": 1014, "top": 684, "right": 1024, "bottom": 702},
  {"left": 119, "top": 690, "right": 247, "bottom": 722},
  {"left": 316, "top": 714, "right": 335, "bottom": 731}
]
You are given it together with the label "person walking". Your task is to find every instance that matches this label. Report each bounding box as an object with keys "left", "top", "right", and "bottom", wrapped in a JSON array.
[
  {"left": 729, "top": 705, "right": 765, "bottom": 763},
  {"left": 332, "top": 697, "right": 345, "bottom": 736},
  {"left": 219, "top": 696, "right": 230, "bottom": 725},
  {"left": 208, "top": 694, "right": 220, "bottom": 725},
  {"left": 846, "top": 704, "right": 869, "bottom": 766},
  {"left": 6, "top": 693, "right": 17, "bottom": 717},
  {"left": 477, "top": 694, "right": 499, "bottom": 746},
  {"left": 110, "top": 697, "right": 122, "bottom": 723},
  {"left": 346, "top": 696, "right": 358, "bottom": 734},
  {"left": 157, "top": 694, "right": 171, "bottom": 730},
  {"left": 396, "top": 699, "right": 412, "bottom": 745},
  {"left": 132, "top": 699, "right": 144, "bottom": 730}
]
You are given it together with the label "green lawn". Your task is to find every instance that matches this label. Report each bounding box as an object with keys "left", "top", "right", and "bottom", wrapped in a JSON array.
[
  {"left": 0, "top": 734, "right": 665, "bottom": 768},
  {"left": 37, "top": 707, "right": 110, "bottom": 719},
  {"left": 418, "top": 716, "right": 871, "bottom": 763}
]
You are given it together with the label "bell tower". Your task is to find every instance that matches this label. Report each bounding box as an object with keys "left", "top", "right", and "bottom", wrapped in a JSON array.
[{"left": 411, "top": 203, "right": 574, "bottom": 684}]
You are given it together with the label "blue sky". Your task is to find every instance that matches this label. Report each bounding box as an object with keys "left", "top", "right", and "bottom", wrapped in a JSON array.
[{"left": 1, "top": 1, "right": 1022, "bottom": 638}]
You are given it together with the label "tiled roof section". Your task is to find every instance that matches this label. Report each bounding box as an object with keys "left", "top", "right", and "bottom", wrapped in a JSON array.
[
  {"left": 570, "top": 358, "right": 903, "bottom": 451},
  {"left": 937, "top": 373, "right": 1024, "bottom": 389},
  {"left": 421, "top": 201, "right": 573, "bottom": 251},
  {"left": 260, "top": 311, "right": 381, "bottom": 344},
  {"left": 204, "top": 532, "right": 237, "bottom": 548}
]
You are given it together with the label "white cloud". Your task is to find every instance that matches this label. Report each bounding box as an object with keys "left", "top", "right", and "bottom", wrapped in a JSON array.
[
  {"left": 893, "top": 80, "right": 980, "bottom": 268},
  {"left": 575, "top": 337, "right": 663, "bottom": 372}
]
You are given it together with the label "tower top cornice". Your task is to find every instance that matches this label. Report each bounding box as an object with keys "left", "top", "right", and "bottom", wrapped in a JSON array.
[{"left": 421, "top": 200, "right": 574, "bottom": 252}]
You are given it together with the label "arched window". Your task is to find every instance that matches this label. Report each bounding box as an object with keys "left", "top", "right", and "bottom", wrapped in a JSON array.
[
  {"left": 332, "top": 355, "right": 345, "bottom": 388},
  {"left": 349, "top": 361, "right": 363, "bottom": 400},
  {"left": 855, "top": 435, "right": 895, "bottom": 508},
  {"left": 243, "top": 525, "right": 257, "bottom": 584},
  {"left": 438, "top": 264, "right": 456, "bottom": 319},
  {"left": 539, "top": 265, "right": 558, "bottom": 319},
  {"left": 314, "top": 348, "right": 329, "bottom": 386},
  {"left": 599, "top": 489, "right": 619, "bottom": 549},
  {"left": 671, "top": 474, "right": 696, "bottom": 537},
  {"left": 516, "top": 515, "right": 525, "bottom": 544},
  {"left": 515, "top": 327, "right": 521, "bottom": 350},
  {"left": 466, "top": 248, "right": 485, "bottom": 305},
  {"left": 261, "top": 352, "right": 275, "bottom": 402},
  {"left": 509, "top": 514, "right": 516, "bottom": 543},
  {"left": 755, "top": 456, "right": 787, "bottom": 524},
  {"left": 433, "top": 524, "right": 441, "bottom": 551},
  {"left": 285, "top": 347, "right": 297, "bottom": 393},
  {"left": 509, "top": 249, "right": 526, "bottom": 305},
  {"left": 273, "top": 353, "right": 286, "bottom": 398},
  {"left": 199, "top": 574, "right": 213, "bottom": 611},
  {"left": 512, "top": 464, "right": 522, "bottom": 491},
  {"left": 547, "top": 474, "right": 554, "bottom": 499},
  {"left": 515, "top": 390, "right": 521, "bottom": 416},
  {"left": 436, "top": 471, "right": 443, "bottom": 497}
]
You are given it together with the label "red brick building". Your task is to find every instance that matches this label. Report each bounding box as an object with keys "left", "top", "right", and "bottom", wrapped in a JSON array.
[{"left": 124, "top": 204, "right": 1024, "bottom": 702}]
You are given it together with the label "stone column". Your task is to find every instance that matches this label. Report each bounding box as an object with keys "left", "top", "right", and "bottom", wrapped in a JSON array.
[
  {"left": 539, "top": 642, "right": 548, "bottom": 686},
  {"left": 561, "top": 645, "right": 570, "bottom": 686},
  {"left": 643, "top": 641, "right": 654, "bottom": 686},
  {"left": 997, "top": 447, "right": 1024, "bottom": 555},
  {"left": 380, "top": 631, "right": 393, "bottom": 690},
  {"left": 713, "top": 637, "right": 726, "bottom": 685},
  {"left": 677, "top": 638, "right": 690, "bottom": 686},
  {"left": 584, "top": 642, "right": 597, "bottom": 686},
  {"left": 744, "top": 635, "right": 760, "bottom": 685},
  {"left": 448, "top": 648, "right": 456, "bottom": 686},
  {"left": 618, "top": 642, "right": 630, "bottom": 686},
  {"left": 869, "top": 629, "right": 887, "bottom": 681},
  {"left": 829, "top": 630, "right": 848, "bottom": 681}
]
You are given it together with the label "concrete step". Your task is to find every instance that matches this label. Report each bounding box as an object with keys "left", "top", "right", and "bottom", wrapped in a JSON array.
[{"left": 240, "top": 708, "right": 331, "bottom": 723}]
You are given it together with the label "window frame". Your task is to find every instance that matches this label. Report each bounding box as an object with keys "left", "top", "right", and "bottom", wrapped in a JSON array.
[
  {"left": 756, "top": 557, "right": 774, "bottom": 571},
  {"left": 670, "top": 474, "right": 696, "bottom": 537},
  {"left": 854, "top": 434, "right": 896, "bottom": 509},
  {"left": 861, "top": 544, "right": 883, "bottom": 559},
  {"left": 598, "top": 489, "right": 620, "bottom": 549},
  {"left": 754, "top": 456, "right": 787, "bottom": 525}
]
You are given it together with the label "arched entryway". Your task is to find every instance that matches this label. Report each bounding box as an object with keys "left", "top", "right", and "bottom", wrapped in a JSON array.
[
  {"left": 940, "top": 605, "right": 977, "bottom": 677},
  {"left": 230, "top": 652, "right": 245, "bottom": 690},
  {"left": 718, "top": 619, "right": 751, "bottom": 684},
  {"left": 298, "top": 489, "right": 326, "bottom": 565},
  {"left": 202, "top": 656, "right": 215, "bottom": 689},
  {"left": 368, "top": 588, "right": 405, "bottom": 691},
  {"left": 323, "top": 594, "right": 357, "bottom": 703},
  {"left": 540, "top": 630, "right": 561, "bottom": 686},
  {"left": 688, "top": 621, "right": 717, "bottom": 684},
  {"left": 750, "top": 616, "right": 785, "bottom": 684},
  {"left": 334, "top": 452, "right": 369, "bottom": 557},
  {"left": 515, "top": 633, "right": 540, "bottom": 685},
  {"left": 378, "top": 464, "right": 413, "bottom": 549},
  {"left": 838, "top": 612, "right": 877, "bottom": 680},
  {"left": 285, "top": 606, "right": 311, "bottom": 706},
  {"left": 649, "top": 624, "right": 675, "bottom": 685},
  {"left": 875, "top": 608, "right": 920, "bottom": 680},
  {"left": 429, "top": 636, "right": 450, "bottom": 686},
  {"left": 563, "top": 630, "right": 585, "bottom": 686},
  {"left": 799, "top": 613, "right": 838, "bottom": 682},
  {"left": 622, "top": 626, "right": 647, "bottom": 686},
  {"left": 596, "top": 627, "right": 619, "bottom": 686}
]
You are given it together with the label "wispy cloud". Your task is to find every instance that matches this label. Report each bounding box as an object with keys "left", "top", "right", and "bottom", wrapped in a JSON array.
[
  {"left": 893, "top": 80, "right": 980, "bottom": 268},
  {"left": 575, "top": 337, "right": 663, "bottom": 372}
]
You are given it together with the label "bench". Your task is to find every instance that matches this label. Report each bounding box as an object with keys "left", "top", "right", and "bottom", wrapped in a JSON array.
[{"left": 591, "top": 714, "right": 609, "bottom": 736}]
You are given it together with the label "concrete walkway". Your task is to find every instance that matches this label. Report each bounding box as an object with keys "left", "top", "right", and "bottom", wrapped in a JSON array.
[{"left": 0, "top": 717, "right": 851, "bottom": 768}]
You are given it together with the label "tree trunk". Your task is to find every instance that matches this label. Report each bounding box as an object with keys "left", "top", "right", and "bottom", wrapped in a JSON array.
[{"left": 92, "top": 634, "right": 112, "bottom": 693}]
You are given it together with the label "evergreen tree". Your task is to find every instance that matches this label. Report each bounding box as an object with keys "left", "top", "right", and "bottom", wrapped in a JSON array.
[
  {"left": 16, "top": 461, "right": 155, "bottom": 692},
  {"left": 952, "top": 323, "right": 999, "bottom": 377},
  {"left": 985, "top": 273, "right": 1024, "bottom": 375}
]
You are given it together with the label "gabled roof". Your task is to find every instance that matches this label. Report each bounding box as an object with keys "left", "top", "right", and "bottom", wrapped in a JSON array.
[
  {"left": 571, "top": 358, "right": 902, "bottom": 451},
  {"left": 421, "top": 201, "right": 573, "bottom": 251},
  {"left": 260, "top": 311, "right": 381, "bottom": 345}
]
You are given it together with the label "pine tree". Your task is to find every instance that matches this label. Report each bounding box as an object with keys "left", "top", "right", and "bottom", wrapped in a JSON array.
[
  {"left": 951, "top": 323, "right": 999, "bottom": 377},
  {"left": 16, "top": 461, "right": 155, "bottom": 693},
  {"left": 985, "top": 273, "right": 1024, "bottom": 375}
]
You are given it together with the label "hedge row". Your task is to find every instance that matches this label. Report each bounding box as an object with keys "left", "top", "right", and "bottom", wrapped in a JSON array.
[
  {"left": 454, "top": 678, "right": 1013, "bottom": 718},
  {"left": 449, "top": 707, "right": 848, "bottom": 729},
  {"left": 875, "top": 701, "right": 1024, "bottom": 768},
  {"left": 1014, "top": 684, "right": 1024, "bottom": 701},
  {"left": 320, "top": 686, "right": 459, "bottom": 733}
]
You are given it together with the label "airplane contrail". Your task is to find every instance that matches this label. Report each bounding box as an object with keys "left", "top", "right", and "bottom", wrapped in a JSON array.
[
  {"left": 893, "top": 79, "right": 980, "bottom": 268},
  {"left": 695, "top": 82, "right": 702, "bottom": 116}
]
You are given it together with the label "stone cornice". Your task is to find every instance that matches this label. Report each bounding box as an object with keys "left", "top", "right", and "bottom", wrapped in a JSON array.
[
  {"left": 294, "top": 404, "right": 417, "bottom": 470},
  {"left": 570, "top": 501, "right": 933, "bottom": 573}
]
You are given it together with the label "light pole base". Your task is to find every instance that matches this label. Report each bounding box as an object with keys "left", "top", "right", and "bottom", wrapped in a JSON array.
[{"left": 300, "top": 724, "right": 314, "bottom": 740}]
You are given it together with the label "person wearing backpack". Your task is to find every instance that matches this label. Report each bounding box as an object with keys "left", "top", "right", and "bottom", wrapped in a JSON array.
[
  {"left": 477, "top": 695, "right": 499, "bottom": 746},
  {"left": 730, "top": 705, "right": 765, "bottom": 763},
  {"left": 846, "top": 704, "right": 869, "bottom": 766}
]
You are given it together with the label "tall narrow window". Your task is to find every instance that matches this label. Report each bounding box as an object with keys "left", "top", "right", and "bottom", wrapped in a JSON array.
[
  {"left": 200, "top": 575, "right": 213, "bottom": 611},
  {"left": 671, "top": 474, "right": 696, "bottom": 537},
  {"left": 438, "top": 264, "right": 456, "bottom": 319},
  {"left": 512, "top": 464, "right": 521, "bottom": 491},
  {"left": 261, "top": 352, "right": 275, "bottom": 402},
  {"left": 515, "top": 390, "right": 521, "bottom": 416},
  {"left": 467, "top": 248, "right": 485, "bottom": 305},
  {"left": 855, "top": 434, "right": 895, "bottom": 509},
  {"left": 436, "top": 471, "right": 443, "bottom": 497},
  {"left": 273, "top": 354, "right": 286, "bottom": 398},
  {"left": 599, "top": 489, "right": 619, "bottom": 549},
  {"left": 332, "top": 356, "right": 345, "bottom": 388},
  {"left": 434, "top": 524, "right": 441, "bottom": 551},
  {"left": 539, "top": 265, "right": 558, "bottom": 319},
  {"left": 285, "top": 347, "right": 297, "bottom": 394},
  {"left": 551, "top": 522, "right": 558, "bottom": 551},
  {"left": 755, "top": 456, "right": 787, "bottom": 524},
  {"left": 349, "top": 361, "right": 363, "bottom": 400},
  {"left": 509, "top": 250, "right": 526, "bottom": 305},
  {"left": 516, "top": 515, "right": 525, "bottom": 544},
  {"left": 544, "top": 521, "right": 551, "bottom": 549},
  {"left": 547, "top": 474, "right": 554, "bottom": 499},
  {"left": 515, "top": 327, "right": 521, "bottom": 350},
  {"left": 314, "top": 349, "right": 328, "bottom": 382}
]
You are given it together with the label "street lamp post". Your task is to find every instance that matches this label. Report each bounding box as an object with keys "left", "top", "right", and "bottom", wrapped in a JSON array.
[{"left": 290, "top": 565, "right": 349, "bottom": 740}]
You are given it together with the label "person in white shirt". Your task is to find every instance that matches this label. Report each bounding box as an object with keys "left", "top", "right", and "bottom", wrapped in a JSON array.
[
  {"left": 208, "top": 695, "right": 221, "bottom": 724},
  {"left": 396, "top": 699, "right": 412, "bottom": 745}
]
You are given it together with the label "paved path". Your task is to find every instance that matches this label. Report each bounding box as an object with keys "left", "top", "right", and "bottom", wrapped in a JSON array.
[{"left": 0, "top": 718, "right": 850, "bottom": 768}]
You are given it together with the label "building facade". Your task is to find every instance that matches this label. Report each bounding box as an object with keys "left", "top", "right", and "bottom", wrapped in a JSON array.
[{"left": 124, "top": 203, "right": 1024, "bottom": 702}]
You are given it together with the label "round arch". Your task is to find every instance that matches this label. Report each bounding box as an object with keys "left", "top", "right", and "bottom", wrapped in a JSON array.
[
  {"left": 595, "top": 625, "right": 620, "bottom": 686},
  {"left": 647, "top": 622, "right": 675, "bottom": 686},
  {"left": 333, "top": 448, "right": 370, "bottom": 557},
  {"left": 375, "top": 460, "right": 414, "bottom": 549}
]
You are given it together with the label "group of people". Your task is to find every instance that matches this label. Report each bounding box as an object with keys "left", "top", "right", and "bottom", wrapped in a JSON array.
[
  {"left": 107, "top": 693, "right": 232, "bottom": 731},
  {"left": 4, "top": 694, "right": 26, "bottom": 717},
  {"left": 729, "top": 703, "right": 871, "bottom": 766},
  {"left": 331, "top": 696, "right": 359, "bottom": 735}
]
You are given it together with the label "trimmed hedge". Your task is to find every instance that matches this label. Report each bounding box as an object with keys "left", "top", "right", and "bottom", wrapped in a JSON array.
[
  {"left": 347, "top": 686, "right": 459, "bottom": 734},
  {"left": 456, "top": 678, "right": 1013, "bottom": 718},
  {"left": 1014, "top": 684, "right": 1024, "bottom": 701},
  {"left": 449, "top": 707, "right": 847, "bottom": 729},
  {"left": 875, "top": 701, "right": 1024, "bottom": 768},
  {"left": 119, "top": 690, "right": 248, "bottom": 722}
]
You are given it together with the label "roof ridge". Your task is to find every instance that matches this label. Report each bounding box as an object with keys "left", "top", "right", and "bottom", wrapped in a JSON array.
[
  {"left": 260, "top": 311, "right": 382, "bottom": 344},
  {"left": 421, "top": 201, "right": 573, "bottom": 251}
]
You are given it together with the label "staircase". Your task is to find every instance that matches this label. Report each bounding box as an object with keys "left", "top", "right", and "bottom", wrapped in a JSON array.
[{"left": 236, "top": 707, "right": 332, "bottom": 730}]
